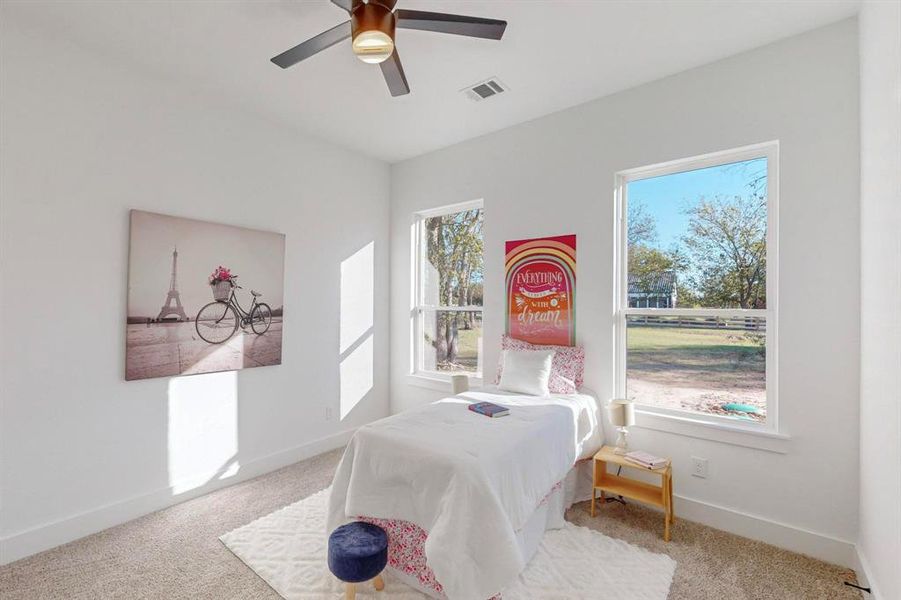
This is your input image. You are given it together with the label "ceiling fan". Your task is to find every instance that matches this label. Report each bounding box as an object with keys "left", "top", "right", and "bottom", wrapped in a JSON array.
[{"left": 271, "top": 0, "right": 507, "bottom": 97}]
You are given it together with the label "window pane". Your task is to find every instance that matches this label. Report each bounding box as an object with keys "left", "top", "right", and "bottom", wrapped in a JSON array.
[
  {"left": 422, "top": 208, "right": 483, "bottom": 307},
  {"left": 626, "top": 315, "right": 766, "bottom": 422},
  {"left": 627, "top": 158, "right": 767, "bottom": 309},
  {"left": 421, "top": 310, "right": 483, "bottom": 375}
]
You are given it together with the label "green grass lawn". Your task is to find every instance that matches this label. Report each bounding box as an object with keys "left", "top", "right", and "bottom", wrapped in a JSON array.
[
  {"left": 628, "top": 325, "right": 764, "bottom": 374},
  {"left": 628, "top": 324, "right": 762, "bottom": 350},
  {"left": 628, "top": 325, "right": 764, "bottom": 370}
]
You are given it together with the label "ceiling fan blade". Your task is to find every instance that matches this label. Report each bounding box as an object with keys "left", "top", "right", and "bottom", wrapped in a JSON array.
[
  {"left": 271, "top": 20, "right": 351, "bottom": 68},
  {"left": 380, "top": 48, "right": 410, "bottom": 97},
  {"left": 395, "top": 10, "right": 507, "bottom": 40}
]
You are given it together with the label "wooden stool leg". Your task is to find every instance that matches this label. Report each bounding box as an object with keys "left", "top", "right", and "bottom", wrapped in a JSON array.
[
  {"left": 663, "top": 472, "right": 671, "bottom": 542},
  {"left": 669, "top": 474, "right": 676, "bottom": 523},
  {"left": 373, "top": 574, "right": 385, "bottom": 591},
  {"left": 661, "top": 472, "right": 668, "bottom": 539},
  {"left": 345, "top": 582, "right": 356, "bottom": 600},
  {"left": 590, "top": 487, "right": 596, "bottom": 517}
]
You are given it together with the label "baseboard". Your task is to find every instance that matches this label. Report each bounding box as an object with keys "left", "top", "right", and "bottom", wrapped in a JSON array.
[
  {"left": 0, "top": 428, "right": 356, "bottom": 566},
  {"left": 673, "top": 493, "right": 855, "bottom": 567},
  {"left": 0, "top": 431, "right": 861, "bottom": 575},
  {"left": 851, "top": 545, "right": 881, "bottom": 599}
]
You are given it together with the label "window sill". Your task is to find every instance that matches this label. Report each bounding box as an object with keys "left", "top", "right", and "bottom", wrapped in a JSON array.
[
  {"left": 633, "top": 408, "right": 791, "bottom": 454},
  {"left": 406, "top": 372, "right": 484, "bottom": 393}
]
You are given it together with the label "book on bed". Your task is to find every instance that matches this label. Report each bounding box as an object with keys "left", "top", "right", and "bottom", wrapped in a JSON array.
[{"left": 468, "top": 401, "right": 510, "bottom": 418}]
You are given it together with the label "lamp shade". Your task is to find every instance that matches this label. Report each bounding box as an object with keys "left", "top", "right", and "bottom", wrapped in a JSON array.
[
  {"left": 451, "top": 374, "right": 470, "bottom": 395},
  {"left": 351, "top": 2, "right": 395, "bottom": 64},
  {"left": 607, "top": 399, "right": 635, "bottom": 427}
]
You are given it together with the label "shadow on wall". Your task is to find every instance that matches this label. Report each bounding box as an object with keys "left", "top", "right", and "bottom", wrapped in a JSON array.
[{"left": 340, "top": 241, "right": 375, "bottom": 421}]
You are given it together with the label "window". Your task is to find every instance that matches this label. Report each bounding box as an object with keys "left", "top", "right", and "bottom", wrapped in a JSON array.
[
  {"left": 413, "top": 200, "right": 484, "bottom": 379},
  {"left": 616, "top": 143, "right": 778, "bottom": 429}
]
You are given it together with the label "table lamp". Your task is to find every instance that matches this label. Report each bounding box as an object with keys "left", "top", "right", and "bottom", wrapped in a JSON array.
[
  {"left": 451, "top": 374, "right": 469, "bottom": 395},
  {"left": 607, "top": 399, "right": 635, "bottom": 454}
]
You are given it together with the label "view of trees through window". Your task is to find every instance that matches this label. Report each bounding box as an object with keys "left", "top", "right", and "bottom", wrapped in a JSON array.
[
  {"left": 419, "top": 207, "right": 483, "bottom": 374},
  {"left": 625, "top": 157, "right": 769, "bottom": 422}
]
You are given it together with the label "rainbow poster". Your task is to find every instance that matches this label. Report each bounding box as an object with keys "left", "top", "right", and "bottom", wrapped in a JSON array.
[{"left": 505, "top": 234, "right": 576, "bottom": 346}]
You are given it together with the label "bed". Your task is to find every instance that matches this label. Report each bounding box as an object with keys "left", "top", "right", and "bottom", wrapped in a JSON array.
[{"left": 327, "top": 386, "right": 603, "bottom": 599}]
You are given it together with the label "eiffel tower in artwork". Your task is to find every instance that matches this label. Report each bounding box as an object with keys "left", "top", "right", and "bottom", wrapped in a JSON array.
[{"left": 157, "top": 247, "right": 188, "bottom": 321}]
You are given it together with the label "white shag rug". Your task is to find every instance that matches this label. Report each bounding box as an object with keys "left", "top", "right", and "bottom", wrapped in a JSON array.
[{"left": 221, "top": 488, "right": 675, "bottom": 599}]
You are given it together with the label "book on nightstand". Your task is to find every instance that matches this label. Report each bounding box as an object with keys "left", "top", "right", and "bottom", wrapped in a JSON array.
[
  {"left": 468, "top": 401, "right": 510, "bottom": 418},
  {"left": 624, "top": 450, "right": 669, "bottom": 469}
]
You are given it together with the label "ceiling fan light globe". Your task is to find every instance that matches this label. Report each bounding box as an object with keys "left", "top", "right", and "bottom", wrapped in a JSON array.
[{"left": 352, "top": 30, "right": 394, "bottom": 64}]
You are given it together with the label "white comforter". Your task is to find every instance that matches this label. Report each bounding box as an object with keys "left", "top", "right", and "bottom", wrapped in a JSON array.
[{"left": 327, "top": 388, "right": 601, "bottom": 599}]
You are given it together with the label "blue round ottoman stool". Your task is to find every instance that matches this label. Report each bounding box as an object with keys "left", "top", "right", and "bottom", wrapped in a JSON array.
[{"left": 328, "top": 521, "right": 388, "bottom": 600}]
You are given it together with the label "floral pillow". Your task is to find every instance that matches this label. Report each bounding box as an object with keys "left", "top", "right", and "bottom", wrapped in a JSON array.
[{"left": 496, "top": 335, "right": 584, "bottom": 394}]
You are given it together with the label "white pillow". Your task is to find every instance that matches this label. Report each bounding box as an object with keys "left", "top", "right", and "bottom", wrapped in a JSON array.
[{"left": 497, "top": 349, "right": 555, "bottom": 396}]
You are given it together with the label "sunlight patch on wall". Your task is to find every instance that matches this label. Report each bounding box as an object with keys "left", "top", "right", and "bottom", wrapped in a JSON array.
[
  {"left": 339, "top": 242, "right": 375, "bottom": 420},
  {"left": 340, "top": 334, "right": 374, "bottom": 420},
  {"left": 167, "top": 371, "right": 238, "bottom": 495},
  {"left": 182, "top": 338, "right": 244, "bottom": 375},
  {"left": 340, "top": 241, "right": 375, "bottom": 354}
]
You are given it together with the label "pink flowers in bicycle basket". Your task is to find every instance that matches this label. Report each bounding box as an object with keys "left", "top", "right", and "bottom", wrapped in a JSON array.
[{"left": 209, "top": 266, "right": 235, "bottom": 286}]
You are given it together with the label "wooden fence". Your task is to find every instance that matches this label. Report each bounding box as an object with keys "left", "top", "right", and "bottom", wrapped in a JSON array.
[{"left": 627, "top": 315, "right": 766, "bottom": 332}]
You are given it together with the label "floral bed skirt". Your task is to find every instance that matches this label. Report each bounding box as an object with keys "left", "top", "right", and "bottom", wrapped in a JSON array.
[{"left": 358, "top": 479, "right": 567, "bottom": 599}]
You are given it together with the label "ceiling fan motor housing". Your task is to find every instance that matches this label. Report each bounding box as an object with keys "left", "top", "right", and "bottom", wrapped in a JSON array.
[{"left": 352, "top": 2, "right": 396, "bottom": 45}]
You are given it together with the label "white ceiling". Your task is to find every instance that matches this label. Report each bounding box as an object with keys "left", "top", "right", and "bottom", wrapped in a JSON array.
[{"left": 5, "top": 0, "right": 860, "bottom": 162}]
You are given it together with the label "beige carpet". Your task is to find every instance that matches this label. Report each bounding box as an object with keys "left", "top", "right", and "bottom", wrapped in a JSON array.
[{"left": 1, "top": 448, "right": 860, "bottom": 600}]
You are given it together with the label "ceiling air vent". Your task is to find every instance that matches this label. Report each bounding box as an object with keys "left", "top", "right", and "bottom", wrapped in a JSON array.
[{"left": 462, "top": 77, "right": 508, "bottom": 102}]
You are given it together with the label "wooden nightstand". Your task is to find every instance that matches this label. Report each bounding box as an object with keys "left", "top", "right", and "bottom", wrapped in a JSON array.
[{"left": 591, "top": 445, "right": 675, "bottom": 541}]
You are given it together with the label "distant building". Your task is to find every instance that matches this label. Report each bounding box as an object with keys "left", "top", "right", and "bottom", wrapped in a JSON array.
[{"left": 628, "top": 271, "right": 677, "bottom": 308}]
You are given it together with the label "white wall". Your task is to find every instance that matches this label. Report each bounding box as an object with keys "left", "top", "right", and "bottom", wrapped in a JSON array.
[
  {"left": 0, "top": 16, "right": 391, "bottom": 563},
  {"left": 390, "top": 20, "right": 860, "bottom": 564},
  {"left": 857, "top": 2, "right": 901, "bottom": 598}
]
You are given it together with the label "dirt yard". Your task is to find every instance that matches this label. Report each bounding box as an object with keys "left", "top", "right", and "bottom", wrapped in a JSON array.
[{"left": 627, "top": 325, "right": 766, "bottom": 422}]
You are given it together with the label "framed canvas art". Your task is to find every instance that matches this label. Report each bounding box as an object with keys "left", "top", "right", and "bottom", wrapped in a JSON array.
[
  {"left": 505, "top": 234, "right": 576, "bottom": 346},
  {"left": 126, "top": 210, "right": 285, "bottom": 380}
]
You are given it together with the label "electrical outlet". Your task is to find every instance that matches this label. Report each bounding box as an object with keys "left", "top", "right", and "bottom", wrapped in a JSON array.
[
  {"left": 691, "top": 456, "right": 708, "bottom": 478},
  {"left": 325, "top": 406, "right": 333, "bottom": 421}
]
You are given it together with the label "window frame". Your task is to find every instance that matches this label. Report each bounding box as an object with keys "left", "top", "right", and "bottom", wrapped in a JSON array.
[
  {"left": 410, "top": 199, "right": 485, "bottom": 384},
  {"left": 614, "top": 142, "right": 779, "bottom": 434}
]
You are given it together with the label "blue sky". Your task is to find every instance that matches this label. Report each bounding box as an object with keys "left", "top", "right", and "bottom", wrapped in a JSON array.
[{"left": 628, "top": 157, "right": 767, "bottom": 250}]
